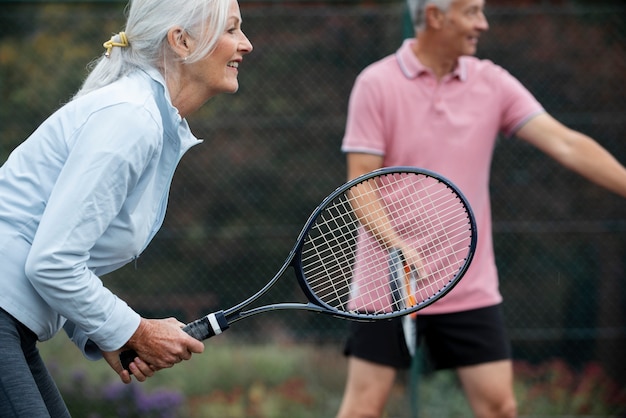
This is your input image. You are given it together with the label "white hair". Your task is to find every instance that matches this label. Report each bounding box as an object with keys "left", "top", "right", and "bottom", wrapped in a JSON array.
[
  {"left": 74, "top": 0, "right": 232, "bottom": 98},
  {"left": 406, "top": 0, "right": 455, "bottom": 32}
]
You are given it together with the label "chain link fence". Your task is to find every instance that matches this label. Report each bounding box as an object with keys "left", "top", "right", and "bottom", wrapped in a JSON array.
[{"left": 1, "top": 0, "right": 625, "bottom": 415}]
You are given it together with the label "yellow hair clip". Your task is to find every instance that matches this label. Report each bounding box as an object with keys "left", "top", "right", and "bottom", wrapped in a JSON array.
[{"left": 103, "top": 32, "right": 129, "bottom": 58}]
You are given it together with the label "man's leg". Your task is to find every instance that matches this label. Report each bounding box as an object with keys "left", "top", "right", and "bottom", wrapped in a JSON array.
[
  {"left": 457, "top": 359, "right": 517, "bottom": 418},
  {"left": 336, "top": 356, "right": 397, "bottom": 418},
  {"left": 420, "top": 305, "right": 515, "bottom": 418},
  {"left": 337, "top": 319, "right": 411, "bottom": 418}
]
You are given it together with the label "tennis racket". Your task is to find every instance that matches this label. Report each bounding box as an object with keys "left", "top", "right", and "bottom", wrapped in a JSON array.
[{"left": 120, "top": 166, "right": 477, "bottom": 370}]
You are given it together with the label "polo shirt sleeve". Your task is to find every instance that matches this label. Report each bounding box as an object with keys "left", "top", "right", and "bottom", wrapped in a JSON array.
[
  {"left": 24, "top": 102, "right": 159, "bottom": 352},
  {"left": 341, "top": 71, "right": 387, "bottom": 156},
  {"left": 495, "top": 65, "right": 545, "bottom": 137}
]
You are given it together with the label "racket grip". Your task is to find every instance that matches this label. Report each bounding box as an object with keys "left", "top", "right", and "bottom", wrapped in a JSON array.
[
  {"left": 120, "top": 349, "right": 139, "bottom": 372},
  {"left": 183, "top": 311, "right": 230, "bottom": 341},
  {"left": 120, "top": 311, "right": 230, "bottom": 372}
]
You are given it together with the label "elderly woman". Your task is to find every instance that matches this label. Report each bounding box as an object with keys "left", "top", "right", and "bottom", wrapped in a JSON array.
[{"left": 0, "top": 0, "right": 252, "bottom": 415}]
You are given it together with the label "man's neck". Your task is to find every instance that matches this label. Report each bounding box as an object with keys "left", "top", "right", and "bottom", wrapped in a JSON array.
[{"left": 411, "top": 36, "right": 458, "bottom": 81}]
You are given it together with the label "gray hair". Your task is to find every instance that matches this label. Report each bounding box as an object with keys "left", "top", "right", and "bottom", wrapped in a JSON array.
[
  {"left": 406, "top": 0, "right": 455, "bottom": 32},
  {"left": 74, "top": 0, "right": 232, "bottom": 98}
]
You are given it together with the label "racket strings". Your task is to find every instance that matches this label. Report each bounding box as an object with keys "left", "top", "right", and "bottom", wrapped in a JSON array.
[
  {"left": 301, "top": 198, "right": 363, "bottom": 312},
  {"left": 301, "top": 172, "right": 473, "bottom": 316},
  {"left": 304, "top": 176, "right": 462, "bottom": 311},
  {"left": 358, "top": 176, "right": 469, "bottom": 308}
]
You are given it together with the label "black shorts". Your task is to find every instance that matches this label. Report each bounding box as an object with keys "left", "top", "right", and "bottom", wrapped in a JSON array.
[{"left": 343, "top": 304, "right": 511, "bottom": 370}]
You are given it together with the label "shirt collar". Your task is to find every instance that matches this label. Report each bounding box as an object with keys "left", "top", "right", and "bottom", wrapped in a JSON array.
[
  {"left": 395, "top": 38, "right": 467, "bottom": 82},
  {"left": 140, "top": 67, "right": 203, "bottom": 149},
  {"left": 141, "top": 66, "right": 184, "bottom": 124}
]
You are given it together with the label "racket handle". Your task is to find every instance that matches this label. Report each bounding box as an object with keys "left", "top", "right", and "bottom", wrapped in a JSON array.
[
  {"left": 120, "top": 349, "right": 140, "bottom": 372},
  {"left": 184, "top": 311, "right": 230, "bottom": 341},
  {"left": 120, "top": 311, "right": 230, "bottom": 372}
]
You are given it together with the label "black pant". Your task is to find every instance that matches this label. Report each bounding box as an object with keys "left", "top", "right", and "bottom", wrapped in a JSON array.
[{"left": 0, "top": 309, "right": 70, "bottom": 417}]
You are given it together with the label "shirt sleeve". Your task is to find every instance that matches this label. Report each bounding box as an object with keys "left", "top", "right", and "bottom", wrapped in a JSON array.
[
  {"left": 24, "top": 102, "right": 159, "bottom": 352},
  {"left": 341, "top": 71, "right": 387, "bottom": 156},
  {"left": 495, "top": 65, "right": 545, "bottom": 137}
]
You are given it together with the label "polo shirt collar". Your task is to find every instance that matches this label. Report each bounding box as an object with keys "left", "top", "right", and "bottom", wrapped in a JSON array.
[{"left": 396, "top": 38, "right": 467, "bottom": 82}]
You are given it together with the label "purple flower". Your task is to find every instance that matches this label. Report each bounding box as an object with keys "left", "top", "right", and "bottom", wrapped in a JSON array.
[{"left": 135, "top": 388, "right": 184, "bottom": 418}]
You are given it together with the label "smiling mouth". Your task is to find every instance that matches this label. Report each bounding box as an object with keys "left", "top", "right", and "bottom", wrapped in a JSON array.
[{"left": 227, "top": 61, "right": 239, "bottom": 69}]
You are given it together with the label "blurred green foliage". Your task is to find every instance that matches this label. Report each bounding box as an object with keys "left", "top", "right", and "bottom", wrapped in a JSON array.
[{"left": 2, "top": 2, "right": 625, "bottom": 413}]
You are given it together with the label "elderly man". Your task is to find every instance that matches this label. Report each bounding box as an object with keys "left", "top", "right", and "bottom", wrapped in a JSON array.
[{"left": 336, "top": 0, "right": 626, "bottom": 417}]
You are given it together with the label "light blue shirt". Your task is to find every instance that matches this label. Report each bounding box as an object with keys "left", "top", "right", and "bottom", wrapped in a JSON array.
[{"left": 0, "top": 67, "right": 201, "bottom": 359}]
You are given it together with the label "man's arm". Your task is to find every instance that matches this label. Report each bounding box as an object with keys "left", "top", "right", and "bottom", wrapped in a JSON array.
[
  {"left": 516, "top": 113, "right": 626, "bottom": 198},
  {"left": 346, "top": 152, "right": 384, "bottom": 181},
  {"left": 345, "top": 152, "right": 425, "bottom": 272}
]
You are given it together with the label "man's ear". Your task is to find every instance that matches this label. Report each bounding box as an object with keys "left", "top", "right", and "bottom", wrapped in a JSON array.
[
  {"left": 424, "top": 4, "right": 445, "bottom": 30},
  {"left": 166, "top": 26, "right": 191, "bottom": 59}
]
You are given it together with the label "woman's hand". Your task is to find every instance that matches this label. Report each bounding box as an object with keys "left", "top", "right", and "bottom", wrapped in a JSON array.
[
  {"left": 123, "top": 317, "right": 205, "bottom": 373},
  {"left": 103, "top": 349, "right": 154, "bottom": 384}
]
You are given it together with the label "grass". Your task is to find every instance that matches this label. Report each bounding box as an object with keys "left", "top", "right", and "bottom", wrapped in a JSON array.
[
  {"left": 38, "top": 334, "right": 625, "bottom": 417},
  {"left": 39, "top": 334, "right": 360, "bottom": 417}
]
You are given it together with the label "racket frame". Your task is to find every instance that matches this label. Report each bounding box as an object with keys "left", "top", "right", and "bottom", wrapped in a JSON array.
[{"left": 223, "top": 166, "right": 477, "bottom": 323}]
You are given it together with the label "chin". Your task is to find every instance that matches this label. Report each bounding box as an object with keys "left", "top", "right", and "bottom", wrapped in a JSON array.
[{"left": 225, "top": 81, "right": 240, "bottom": 94}]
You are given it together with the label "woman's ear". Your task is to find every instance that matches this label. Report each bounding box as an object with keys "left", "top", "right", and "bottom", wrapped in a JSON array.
[{"left": 166, "top": 26, "right": 192, "bottom": 60}]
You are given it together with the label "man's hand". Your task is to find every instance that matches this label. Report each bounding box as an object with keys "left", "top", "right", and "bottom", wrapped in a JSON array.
[{"left": 400, "top": 245, "right": 427, "bottom": 280}]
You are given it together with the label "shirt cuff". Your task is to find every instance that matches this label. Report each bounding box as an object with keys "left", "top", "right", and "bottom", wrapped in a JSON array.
[
  {"left": 63, "top": 320, "right": 102, "bottom": 361},
  {"left": 84, "top": 296, "right": 141, "bottom": 353}
]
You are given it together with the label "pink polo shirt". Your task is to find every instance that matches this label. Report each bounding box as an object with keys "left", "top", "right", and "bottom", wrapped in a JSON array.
[{"left": 342, "top": 39, "right": 544, "bottom": 314}]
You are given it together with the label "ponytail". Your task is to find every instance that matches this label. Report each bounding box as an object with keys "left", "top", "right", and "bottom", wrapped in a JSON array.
[{"left": 73, "top": 0, "right": 231, "bottom": 99}]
